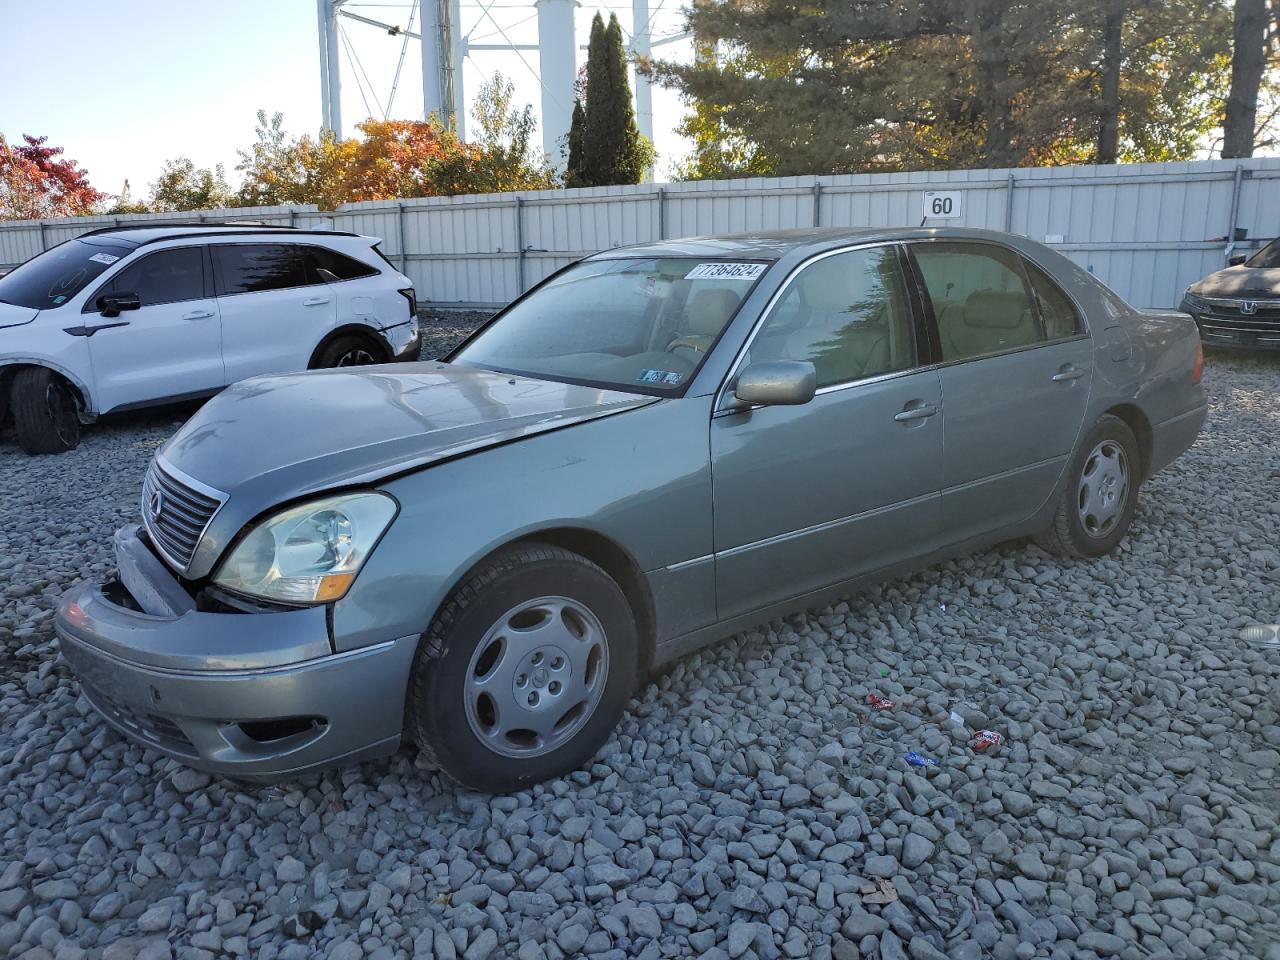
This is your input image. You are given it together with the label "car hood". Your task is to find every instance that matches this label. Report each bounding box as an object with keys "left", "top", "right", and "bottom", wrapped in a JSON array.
[
  {"left": 1189, "top": 266, "right": 1280, "bottom": 299},
  {"left": 162, "top": 361, "right": 654, "bottom": 503},
  {"left": 0, "top": 303, "right": 39, "bottom": 330}
]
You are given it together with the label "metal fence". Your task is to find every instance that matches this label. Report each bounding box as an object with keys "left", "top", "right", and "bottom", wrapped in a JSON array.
[{"left": 3, "top": 158, "right": 1278, "bottom": 309}]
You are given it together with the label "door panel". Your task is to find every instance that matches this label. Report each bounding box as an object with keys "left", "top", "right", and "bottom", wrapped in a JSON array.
[
  {"left": 213, "top": 244, "right": 335, "bottom": 383},
  {"left": 711, "top": 371, "right": 944, "bottom": 620},
  {"left": 710, "top": 244, "right": 944, "bottom": 621},
  {"left": 86, "top": 246, "right": 223, "bottom": 412},
  {"left": 936, "top": 338, "right": 1093, "bottom": 542}
]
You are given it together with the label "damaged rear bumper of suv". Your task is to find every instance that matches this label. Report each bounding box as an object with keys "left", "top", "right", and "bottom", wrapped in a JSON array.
[{"left": 55, "top": 525, "right": 418, "bottom": 781}]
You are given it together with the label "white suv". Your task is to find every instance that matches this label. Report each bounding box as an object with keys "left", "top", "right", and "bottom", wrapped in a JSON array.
[{"left": 0, "top": 224, "right": 421, "bottom": 454}]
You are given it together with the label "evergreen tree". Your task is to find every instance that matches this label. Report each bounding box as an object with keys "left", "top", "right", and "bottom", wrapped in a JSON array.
[
  {"left": 577, "top": 13, "right": 654, "bottom": 186},
  {"left": 653, "top": 0, "right": 1232, "bottom": 178},
  {"left": 566, "top": 98, "right": 587, "bottom": 186}
]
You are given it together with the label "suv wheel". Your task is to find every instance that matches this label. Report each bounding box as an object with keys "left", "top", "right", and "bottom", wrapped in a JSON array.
[
  {"left": 1036, "top": 414, "right": 1140, "bottom": 558},
  {"left": 12, "top": 367, "right": 80, "bottom": 454},
  {"left": 407, "top": 543, "right": 637, "bottom": 792},
  {"left": 313, "top": 335, "right": 384, "bottom": 368}
]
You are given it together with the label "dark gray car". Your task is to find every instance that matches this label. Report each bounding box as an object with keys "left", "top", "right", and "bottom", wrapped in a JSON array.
[
  {"left": 56, "top": 228, "right": 1207, "bottom": 792},
  {"left": 1181, "top": 238, "right": 1280, "bottom": 350}
]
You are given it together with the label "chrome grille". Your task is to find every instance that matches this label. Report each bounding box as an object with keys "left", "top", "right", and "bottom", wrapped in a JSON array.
[{"left": 141, "top": 459, "right": 226, "bottom": 573}]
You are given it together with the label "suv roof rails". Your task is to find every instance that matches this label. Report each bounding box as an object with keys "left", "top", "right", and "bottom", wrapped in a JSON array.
[{"left": 77, "top": 221, "right": 304, "bottom": 238}]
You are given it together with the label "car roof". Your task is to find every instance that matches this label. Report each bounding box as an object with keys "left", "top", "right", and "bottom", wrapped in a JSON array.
[
  {"left": 74, "top": 223, "right": 361, "bottom": 248},
  {"left": 590, "top": 227, "right": 1037, "bottom": 261}
]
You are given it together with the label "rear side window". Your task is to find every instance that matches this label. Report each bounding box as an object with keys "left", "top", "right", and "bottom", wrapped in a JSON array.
[
  {"left": 912, "top": 242, "right": 1044, "bottom": 361},
  {"left": 105, "top": 247, "right": 205, "bottom": 307},
  {"left": 213, "top": 244, "right": 309, "bottom": 295},
  {"left": 302, "top": 246, "right": 379, "bottom": 282},
  {"left": 1023, "top": 261, "right": 1082, "bottom": 339}
]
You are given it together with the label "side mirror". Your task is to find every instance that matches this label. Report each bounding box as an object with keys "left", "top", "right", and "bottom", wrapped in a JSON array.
[
  {"left": 1228, "top": 255, "right": 1247, "bottom": 267},
  {"left": 733, "top": 360, "right": 817, "bottom": 407},
  {"left": 97, "top": 292, "right": 141, "bottom": 318}
]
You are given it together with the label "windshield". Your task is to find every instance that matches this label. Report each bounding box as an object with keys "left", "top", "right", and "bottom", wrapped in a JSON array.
[
  {"left": 1245, "top": 240, "right": 1280, "bottom": 268},
  {"left": 452, "top": 257, "right": 769, "bottom": 393},
  {"left": 0, "top": 238, "right": 134, "bottom": 310}
]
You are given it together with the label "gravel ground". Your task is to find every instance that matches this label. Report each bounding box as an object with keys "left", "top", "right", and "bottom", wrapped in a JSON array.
[{"left": 0, "top": 335, "right": 1276, "bottom": 960}]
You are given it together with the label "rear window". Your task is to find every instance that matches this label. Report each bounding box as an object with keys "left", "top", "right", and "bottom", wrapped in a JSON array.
[
  {"left": 213, "top": 244, "right": 309, "bottom": 295},
  {"left": 0, "top": 238, "right": 134, "bottom": 310}
]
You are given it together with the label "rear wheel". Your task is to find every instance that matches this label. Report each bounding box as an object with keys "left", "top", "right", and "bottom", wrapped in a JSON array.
[
  {"left": 313, "top": 335, "right": 385, "bottom": 369},
  {"left": 407, "top": 543, "right": 637, "bottom": 792},
  {"left": 12, "top": 367, "right": 80, "bottom": 454},
  {"left": 1036, "top": 414, "right": 1140, "bottom": 558}
]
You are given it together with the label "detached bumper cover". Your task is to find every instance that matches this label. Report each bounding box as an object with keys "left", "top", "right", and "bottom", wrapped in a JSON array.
[{"left": 55, "top": 527, "right": 418, "bottom": 780}]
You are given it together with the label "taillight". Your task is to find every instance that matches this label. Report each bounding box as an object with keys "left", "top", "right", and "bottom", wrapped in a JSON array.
[
  {"left": 1191, "top": 339, "right": 1204, "bottom": 385},
  {"left": 398, "top": 287, "right": 417, "bottom": 319}
]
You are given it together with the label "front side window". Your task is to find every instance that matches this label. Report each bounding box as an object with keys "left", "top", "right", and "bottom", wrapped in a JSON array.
[
  {"left": 213, "top": 244, "right": 309, "bottom": 295},
  {"left": 744, "top": 246, "right": 916, "bottom": 388},
  {"left": 0, "top": 238, "right": 134, "bottom": 310},
  {"left": 452, "top": 257, "right": 768, "bottom": 393},
  {"left": 102, "top": 247, "right": 205, "bottom": 308},
  {"left": 913, "top": 242, "right": 1043, "bottom": 361}
]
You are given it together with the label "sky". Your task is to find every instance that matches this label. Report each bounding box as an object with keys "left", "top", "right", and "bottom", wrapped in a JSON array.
[{"left": 0, "top": 0, "right": 696, "bottom": 201}]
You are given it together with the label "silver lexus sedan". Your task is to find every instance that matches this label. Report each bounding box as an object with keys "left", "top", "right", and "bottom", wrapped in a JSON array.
[{"left": 56, "top": 228, "right": 1207, "bottom": 792}]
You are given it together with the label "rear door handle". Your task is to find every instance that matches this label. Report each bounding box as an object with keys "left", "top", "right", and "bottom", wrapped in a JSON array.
[
  {"left": 303, "top": 297, "right": 331, "bottom": 306},
  {"left": 1052, "top": 366, "right": 1085, "bottom": 382},
  {"left": 894, "top": 402, "right": 940, "bottom": 422},
  {"left": 182, "top": 309, "right": 214, "bottom": 321}
]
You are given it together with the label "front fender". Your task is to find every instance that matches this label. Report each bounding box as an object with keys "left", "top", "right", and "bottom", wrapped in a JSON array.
[
  {"left": 330, "top": 397, "right": 715, "bottom": 652},
  {"left": 0, "top": 355, "right": 97, "bottom": 417}
]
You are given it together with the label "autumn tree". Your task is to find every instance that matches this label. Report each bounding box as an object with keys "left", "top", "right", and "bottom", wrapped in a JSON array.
[
  {"left": 426, "top": 75, "right": 556, "bottom": 194},
  {"left": 148, "top": 158, "right": 234, "bottom": 211},
  {"left": 0, "top": 135, "right": 104, "bottom": 220},
  {"left": 570, "top": 13, "right": 654, "bottom": 186}
]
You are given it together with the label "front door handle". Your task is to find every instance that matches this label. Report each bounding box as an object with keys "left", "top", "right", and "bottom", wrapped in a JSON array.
[
  {"left": 894, "top": 402, "right": 940, "bottom": 422},
  {"left": 182, "top": 309, "right": 214, "bottom": 321},
  {"left": 303, "top": 297, "right": 332, "bottom": 307},
  {"left": 1052, "top": 366, "right": 1085, "bottom": 382}
]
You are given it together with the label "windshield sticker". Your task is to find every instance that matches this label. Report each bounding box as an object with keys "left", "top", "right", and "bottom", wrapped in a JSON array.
[
  {"left": 52, "top": 295, "right": 67, "bottom": 304},
  {"left": 638, "top": 368, "right": 682, "bottom": 385},
  {"left": 685, "top": 262, "right": 767, "bottom": 281},
  {"left": 88, "top": 253, "right": 120, "bottom": 265}
]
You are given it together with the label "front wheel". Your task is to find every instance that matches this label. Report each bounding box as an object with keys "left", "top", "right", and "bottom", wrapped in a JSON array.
[
  {"left": 11, "top": 367, "right": 80, "bottom": 454},
  {"left": 407, "top": 543, "right": 637, "bottom": 792},
  {"left": 1036, "top": 414, "right": 1140, "bottom": 558}
]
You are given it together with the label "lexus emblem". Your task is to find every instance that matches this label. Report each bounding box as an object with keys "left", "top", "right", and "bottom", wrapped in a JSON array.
[
  {"left": 148, "top": 488, "right": 164, "bottom": 522},
  {"left": 1241, "top": 301, "right": 1259, "bottom": 315}
]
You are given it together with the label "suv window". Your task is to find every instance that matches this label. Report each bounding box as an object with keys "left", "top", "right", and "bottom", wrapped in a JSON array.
[
  {"left": 744, "top": 246, "right": 916, "bottom": 388},
  {"left": 913, "top": 242, "right": 1043, "bottom": 361},
  {"left": 103, "top": 247, "right": 205, "bottom": 308},
  {"left": 214, "top": 244, "right": 309, "bottom": 295},
  {"left": 302, "top": 246, "right": 378, "bottom": 282},
  {"left": 1024, "top": 260, "right": 1082, "bottom": 339}
]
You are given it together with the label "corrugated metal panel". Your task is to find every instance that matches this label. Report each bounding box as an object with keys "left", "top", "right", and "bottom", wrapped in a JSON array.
[{"left": 4, "top": 161, "right": 1280, "bottom": 307}]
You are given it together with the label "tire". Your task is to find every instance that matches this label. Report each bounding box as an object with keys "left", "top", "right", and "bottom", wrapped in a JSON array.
[
  {"left": 1036, "top": 414, "right": 1140, "bottom": 559},
  {"left": 11, "top": 367, "right": 80, "bottom": 455},
  {"left": 312, "top": 334, "right": 385, "bottom": 369},
  {"left": 408, "top": 543, "right": 638, "bottom": 792}
]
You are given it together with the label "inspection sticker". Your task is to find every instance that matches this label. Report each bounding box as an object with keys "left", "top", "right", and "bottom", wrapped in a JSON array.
[
  {"left": 88, "top": 253, "right": 120, "bottom": 265},
  {"left": 685, "top": 262, "right": 767, "bottom": 281}
]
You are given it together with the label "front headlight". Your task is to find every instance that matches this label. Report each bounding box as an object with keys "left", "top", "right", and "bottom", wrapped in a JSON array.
[
  {"left": 1182, "top": 289, "right": 1207, "bottom": 311},
  {"left": 213, "top": 492, "right": 397, "bottom": 604}
]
